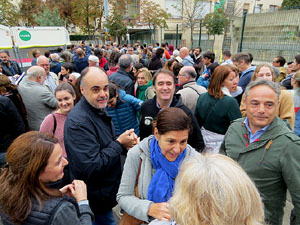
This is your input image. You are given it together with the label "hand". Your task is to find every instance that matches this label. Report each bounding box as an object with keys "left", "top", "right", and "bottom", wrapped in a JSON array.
[
  {"left": 69, "top": 180, "right": 87, "bottom": 202},
  {"left": 203, "top": 73, "right": 208, "bottom": 78},
  {"left": 13, "top": 74, "right": 20, "bottom": 79},
  {"left": 59, "top": 184, "right": 73, "bottom": 197},
  {"left": 148, "top": 202, "right": 171, "bottom": 221},
  {"left": 117, "top": 129, "right": 138, "bottom": 150}
]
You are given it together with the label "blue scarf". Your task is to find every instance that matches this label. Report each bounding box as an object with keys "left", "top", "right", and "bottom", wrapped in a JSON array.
[{"left": 147, "top": 136, "right": 186, "bottom": 203}]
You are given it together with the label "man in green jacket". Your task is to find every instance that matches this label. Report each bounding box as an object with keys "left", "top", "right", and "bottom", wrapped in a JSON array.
[{"left": 221, "top": 79, "right": 300, "bottom": 225}]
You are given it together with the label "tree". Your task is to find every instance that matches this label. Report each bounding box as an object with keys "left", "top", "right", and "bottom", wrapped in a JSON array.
[
  {"left": 203, "top": 8, "right": 228, "bottom": 43},
  {"left": 281, "top": 0, "right": 300, "bottom": 9},
  {"left": 174, "top": 0, "right": 210, "bottom": 48},
  {"left": 139, "top": 0, "right": 169, "bottom": 41},
  {"left": 33, "top": 5, "right": 65, "bottom": 26},
  {"left": 71, "top": 0, "right": 104, "bottom": 37},
  {"left": 0, "top": 0, "right": 20, "bottom": 26},
  {"left": 45, "top": 0, "right": 74, "bottom": 29},
  {"left": 105, "top": 11, "right": 127, "bottom": 43},
  {"left": 19, "top": 0, "right": 42, "bottom": 26}
]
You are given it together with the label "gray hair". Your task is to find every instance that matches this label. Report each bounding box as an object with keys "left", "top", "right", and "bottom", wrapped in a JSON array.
[
  {"left": 181, "top": 66, "right": 197, "bottom": 79},
  {"left": 118, "top": 54, "right": 133, "bottom": 69},
  {"left": 244, "top": 79, "right": 281, "bottom": 100},
  {"left": 50, "top": 53, "right": 60, "bottom": 62},
  {"left": 27, "top": 66, "right": 44, "bottom": 79}
]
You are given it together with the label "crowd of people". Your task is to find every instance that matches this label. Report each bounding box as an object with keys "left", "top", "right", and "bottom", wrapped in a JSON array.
[{"left": 0, "top": 40, "right": 300, "bottom": 225}]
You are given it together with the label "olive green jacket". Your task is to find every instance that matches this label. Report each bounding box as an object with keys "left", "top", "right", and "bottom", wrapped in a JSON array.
[{"left": 220, "top": 116, "right": 300, "bottom": 225}]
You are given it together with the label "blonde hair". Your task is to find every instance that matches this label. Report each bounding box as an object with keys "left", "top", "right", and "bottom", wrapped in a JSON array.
[
  {"left": 251, "top": 64, "right": 276, "bottom": 82},
  {"left": 136, "top": 68, "right": 152, "bottom": 85},
  {"left": 169, "top": 154, "right": 264, "bottom": 225}
]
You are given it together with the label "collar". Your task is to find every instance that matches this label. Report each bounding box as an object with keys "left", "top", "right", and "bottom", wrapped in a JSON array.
[
  {"left": 241, "top": 66, "right": 256, "bottom": 76},
  {"left": 194, "top": 54, "right": 201, "bottom": 60},
  {"left": 243, "top": 117, "right": 270, "bottom": 136},
  {"left": 221, "top": 86, "right": 232, "bottom": 96},
  {"left": 156, "top": 98, "right": 172, "bottom": 111},
  {"left": 182, "top": 80, "right": 197, "bottom": 88}
]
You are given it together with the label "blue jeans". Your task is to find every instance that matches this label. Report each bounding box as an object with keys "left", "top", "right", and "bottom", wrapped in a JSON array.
[{"left": 93, "top": 210, "right": 116, "bottom": 225}]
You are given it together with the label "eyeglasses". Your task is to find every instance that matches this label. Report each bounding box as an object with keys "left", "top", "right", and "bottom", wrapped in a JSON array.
[{"left": 178, "top": 73, "right": 185, "bottom": 77}]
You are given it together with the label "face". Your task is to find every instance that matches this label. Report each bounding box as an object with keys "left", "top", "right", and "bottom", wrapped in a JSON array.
[
  {"left": 128, "top": 48, "right": 134, "bottom": 55},
  {"left": 68, "top": 75, "right": 76, "bottom": 86},
  {"left": 137, "top": 72, "right": 147, "bottom": 86},
  {"left": 39, "top": 144, "right": 68, "bottom": 183},
  {"left": 178, "top": 69, "right": 188, "bottom": 86},
  {"left": 287, "top": 64, "right": 294, "bottom": 74},
  {"left": 81, "top": 69, "right": 109, "bottom": 109},
  {"left": 88, "top": 60, "right": 97, "bottom": 67},
  {"left": 272, "top": 58, "right": 280, "bottom": 67},
  {"left": 292, "top": 59, "right": 300, "bottom": 72},
  {"left": 179, "top": 50, "right": 184, "bottom": 59},
  {"left": 153, "top": 73, "right": 175, "bottom": 102},
  {"left": 107, "top": 96, "right": 117, "bottom": 108},
  {"left": 56, "top": 90, "right": 75, "bottom": 114},
  {"left": 0, "top": 52, "right": 9, "bottom": 63},
  {"left": 256, "top": 66, "right": 273, "bottom": 81},
  {"left": 38, "top": 58, "right": 50, "bottom": 74},
  {"left": 133, "top": 67, "right": 137, "bottom": 76},
  {"left": 194, "top": 48, "right": 200, "bottom": 56},
  {"left": 244, "top": 85, "right": 279, "bottom": 134},
  {"left": 39, "top": 70, "right": 47, "bottom": 85},
  {"left": 154, "top": 129, "right": 189, "bottom": 162},
  {"left": 36, "top": 51, "right": 41, "bottom": 58},
  {"left": 233, "top": 60, "right": 245, "bottom": 72},
  {"left": 61, "top": 66, "right": 68, "bottom": 75},
  {"left": 222, "top": 71, "right": 239, "bottom": 93},
  {"left": 202, "top": 57, "right": 210, "bottom": 66}
]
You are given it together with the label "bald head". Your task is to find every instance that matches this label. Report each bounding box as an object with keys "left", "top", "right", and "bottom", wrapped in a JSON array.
[
  {"left": 37, "top": 55, "right": 50, "bottom": 74},
  {"left": 178, "top": 66, "right": 197, "bottom": 85},
  {"left": 181, "top": 66, "right": 197, "bottom": 79},
  {"left": 76, "top": 48, "right": 85, "bottom": 58},
  {"left": 80, "top": 67, "right": 109, "bottom": 109},
  {"left": 180, "top": 47, "right": 189, "bottom": 59}
]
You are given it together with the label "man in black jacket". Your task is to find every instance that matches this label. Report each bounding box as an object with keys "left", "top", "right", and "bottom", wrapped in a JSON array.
[
  {"left": 0, "top": 50, "right": 22, "bottom": 77},
  {"left": 64, "top": 67, "right": 137, "bottom": 225},
  {"left": 139, "top": 69, "right": 205, "bottom": 152},
  {"left": 109, "top": 54, "right": 135, "bottom": 95}
]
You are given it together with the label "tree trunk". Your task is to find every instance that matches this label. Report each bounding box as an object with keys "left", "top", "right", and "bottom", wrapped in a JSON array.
[{"left": 190, "top": 25, "right": 193, "bottom": 49}]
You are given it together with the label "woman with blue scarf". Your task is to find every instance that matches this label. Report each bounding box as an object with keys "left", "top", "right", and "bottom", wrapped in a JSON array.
[{"left": 117, "top": 107, "right": 199, "bottom": 224}]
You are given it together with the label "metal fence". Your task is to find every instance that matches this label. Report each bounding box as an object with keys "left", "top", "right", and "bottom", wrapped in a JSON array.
[{"left": 231, "top": 9, "right": 300, "bottom": 63}]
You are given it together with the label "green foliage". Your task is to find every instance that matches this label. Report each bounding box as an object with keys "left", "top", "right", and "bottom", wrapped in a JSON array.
[
  {"left": 281, "top": 0, "right": 300, "bottom": 9},
  {"left": 203, "top": 8, "right": 228, "bottom": 37},
  {"left": 0, "top": 0, "right": 19, "bottom": 26},
  {"left": 33, "top": 6, "right": 65, "bottom": 26},
  {"left": 105, "top": 12, "right": 127, "bottom": 39},
  {"left": 19, "top": 0, "right": 42, "bottom": 26},
  {"left": 71, "top": 0, "right": 103, "bottom": 35},
  {"left": 140, "top": 0, "right": 169, "bottom": 29}
]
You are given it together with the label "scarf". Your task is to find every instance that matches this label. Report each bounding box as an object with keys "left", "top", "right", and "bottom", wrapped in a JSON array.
[
  {"left": 136, "top": 80, "right": 153, "bottom": 101},
  {"left": 147, "top": 136, "right": 186, "bottom": 203}
]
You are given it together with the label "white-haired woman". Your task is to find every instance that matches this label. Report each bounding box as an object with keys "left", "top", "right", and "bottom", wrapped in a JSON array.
[{"left": 150, "top": 154, "right": 264, "bottom": 225}]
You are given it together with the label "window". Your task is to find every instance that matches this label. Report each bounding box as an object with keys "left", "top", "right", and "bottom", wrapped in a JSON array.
[
  {"left": 165, "top": 0, "right": 182, "bottom": 18},
  {"left": 255, "top": 4, "right": 263, "bottom": 13},
  {"left": 269, "top": 5, "right": 276, "bottom": 12},
  {"left": 194, "top": 1, "right": 210, "bottom": 19}
]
